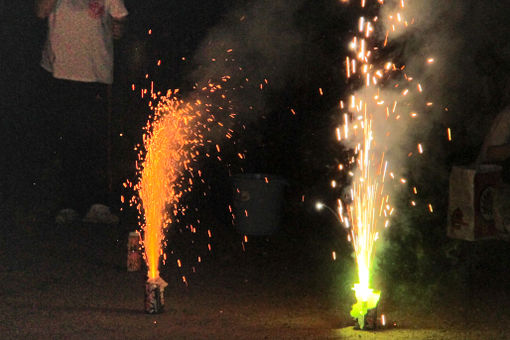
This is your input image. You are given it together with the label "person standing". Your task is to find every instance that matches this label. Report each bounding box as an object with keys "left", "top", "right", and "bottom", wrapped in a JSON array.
[{"left": 36, "top": 0, "right": 128, "bottom": 223}]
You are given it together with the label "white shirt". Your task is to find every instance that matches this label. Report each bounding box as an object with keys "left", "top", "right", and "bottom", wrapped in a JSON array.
[{"left": 41, "top": 0, "right": 128, "bottom": 84}]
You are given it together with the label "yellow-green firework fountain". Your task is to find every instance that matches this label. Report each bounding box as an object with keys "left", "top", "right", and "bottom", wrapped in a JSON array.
[
  {"left": 344, "top": 111, "right": 383, "bottom": 329},
  {"left": 337, "top": 0, "right": 424, "bottom": 329}
]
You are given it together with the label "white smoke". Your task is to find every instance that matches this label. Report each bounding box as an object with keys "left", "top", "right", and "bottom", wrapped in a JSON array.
[
  {"left": 190, "top": 0, "right": 304, "bottom": 122},
  {"left": 382, "top": 0, "right": 510, "bottom": 158},
  {"left": 345, "top": 0, "right": 510, "bottom": 206}
]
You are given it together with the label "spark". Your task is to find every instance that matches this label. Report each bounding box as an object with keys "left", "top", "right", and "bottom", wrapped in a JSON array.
[{"left": 336, "top": 127, "right": 342, "bottom": 141}]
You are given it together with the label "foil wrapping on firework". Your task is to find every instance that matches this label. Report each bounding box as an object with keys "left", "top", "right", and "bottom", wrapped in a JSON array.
[
  {"left": 127, "top": 231, "right": 142, "bottom": 272},
  {"left": 354, "top": 305, "right": 377, "bottom": 331},
  {"left": 144, "top": 277, "right": 168, "bottom": 314}
]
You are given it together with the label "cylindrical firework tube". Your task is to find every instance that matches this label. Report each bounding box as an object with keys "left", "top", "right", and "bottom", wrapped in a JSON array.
[
  {"left": 354, "top": 305, "right": 378, "bottom": 330},
  {"left": 127, "top": 232, "right": 142, "bottom": 272},
  {"left": 144, "top": 277, "right": 168, "bottom": 314},
  {"left": 363, "top": 306, "right": 377, "bottom": 330}
]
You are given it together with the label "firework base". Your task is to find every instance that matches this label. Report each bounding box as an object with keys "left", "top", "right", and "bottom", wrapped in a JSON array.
[
  {"left": 353, "top": 307, "right": 377, "bottom": 331},
  {"left": 144, "top": 278, "right": 167, "bottom": 314}
]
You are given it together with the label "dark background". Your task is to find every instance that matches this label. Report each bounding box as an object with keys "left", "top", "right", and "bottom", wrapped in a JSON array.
[{"left": 1, "top": 0, "right": 510, "bottom": 315}]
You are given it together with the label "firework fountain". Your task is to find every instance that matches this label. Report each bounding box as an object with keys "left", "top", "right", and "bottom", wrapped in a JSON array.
[
  {"left": 132, "top": 56, "right": 236, "bottom": 312},
  {"left": 135, "top": 91, "right": 204, "bottom": 313},
  {"left": 131, "top": 3, "right": 304, "bottom": 310},
  {"left": 335, "top": 0, "right": 433, "bottom": 329}
]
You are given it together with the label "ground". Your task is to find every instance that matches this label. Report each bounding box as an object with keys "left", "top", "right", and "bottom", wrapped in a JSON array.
[{"left": 1, "top": 222, "right": 509, "bottom": 340}]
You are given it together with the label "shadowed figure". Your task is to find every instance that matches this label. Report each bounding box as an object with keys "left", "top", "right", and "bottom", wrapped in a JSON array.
[{"left": 35, "top": 0, "right": 128, "bottom": 219}]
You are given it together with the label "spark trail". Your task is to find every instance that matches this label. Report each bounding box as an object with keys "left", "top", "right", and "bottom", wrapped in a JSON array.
[
  {"left": 136, "top": 92, "right": 202, "bottom": 280},
  {"left": 335, "top": 0, "right": 432, "bottom": 328}
]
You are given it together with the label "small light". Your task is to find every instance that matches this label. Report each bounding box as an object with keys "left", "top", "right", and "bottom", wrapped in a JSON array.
[{"left": 315, "top": 202, "right": 324, "bottom": 211}]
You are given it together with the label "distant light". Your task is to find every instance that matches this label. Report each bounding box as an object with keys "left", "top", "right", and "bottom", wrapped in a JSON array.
[{"left": 315, "top": 202, "right": 324, "bottom": 211}]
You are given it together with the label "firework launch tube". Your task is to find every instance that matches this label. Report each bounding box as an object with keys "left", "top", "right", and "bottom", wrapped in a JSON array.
[{"left": 144, "top": 277, "right": 168, "bottom": 314}]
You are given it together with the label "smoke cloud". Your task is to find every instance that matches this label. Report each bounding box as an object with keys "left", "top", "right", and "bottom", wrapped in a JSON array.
[
  {"left": 384, "top": 0, "right": 510, "bottom": 164},
  {"left": 346, "top": 0, "right": 510, "bottom": 207},
  {"left": 190, "top": 0, "right": 304, "bottom": 124}
]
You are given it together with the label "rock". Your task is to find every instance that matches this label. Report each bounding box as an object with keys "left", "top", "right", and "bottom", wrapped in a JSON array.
[{"left": 82, "top": 204, "right": 119, "bottom": 225}]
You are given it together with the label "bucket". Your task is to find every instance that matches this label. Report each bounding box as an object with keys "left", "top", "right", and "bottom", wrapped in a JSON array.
[{"left": 232, "top": 173, "right": 286, "bottom": 236}]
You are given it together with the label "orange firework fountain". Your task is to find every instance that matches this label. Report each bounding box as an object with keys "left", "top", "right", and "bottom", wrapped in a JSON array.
[
  {"left": 136, "top": 91, "right": 201, "bottom": 313},
  {"left": 335, "top": 0, "right": 432, "bottom": 329},
  {"left": 133, "top": 73, "right": 234, "bottom": 313}
]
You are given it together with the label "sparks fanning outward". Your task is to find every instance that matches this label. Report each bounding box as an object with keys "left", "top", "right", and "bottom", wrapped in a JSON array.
[
  {"left": 131, "top": 73, "right": 238, "bottom": 283},
  {"left": 135, "top": 92, "right": 201, "bottom": 280},
  {"left": 335, "top": 0, "right": 434, "bottom": 328}
]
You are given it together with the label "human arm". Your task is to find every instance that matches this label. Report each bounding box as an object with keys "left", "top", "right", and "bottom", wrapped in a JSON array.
[
  {"left": 35, "top": 0, "right": 57, "bottom": 19},
  {"left": 108, "top": 0, "right": 129, "bottom": 39},
  {"left": 111, "top": 15, "right": 127, "bottom": 40}
]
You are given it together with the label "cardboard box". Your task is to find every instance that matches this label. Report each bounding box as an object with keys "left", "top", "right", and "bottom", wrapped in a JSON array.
[{"left": 447, "top": 165, "right": 502, "bottom": 241}]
